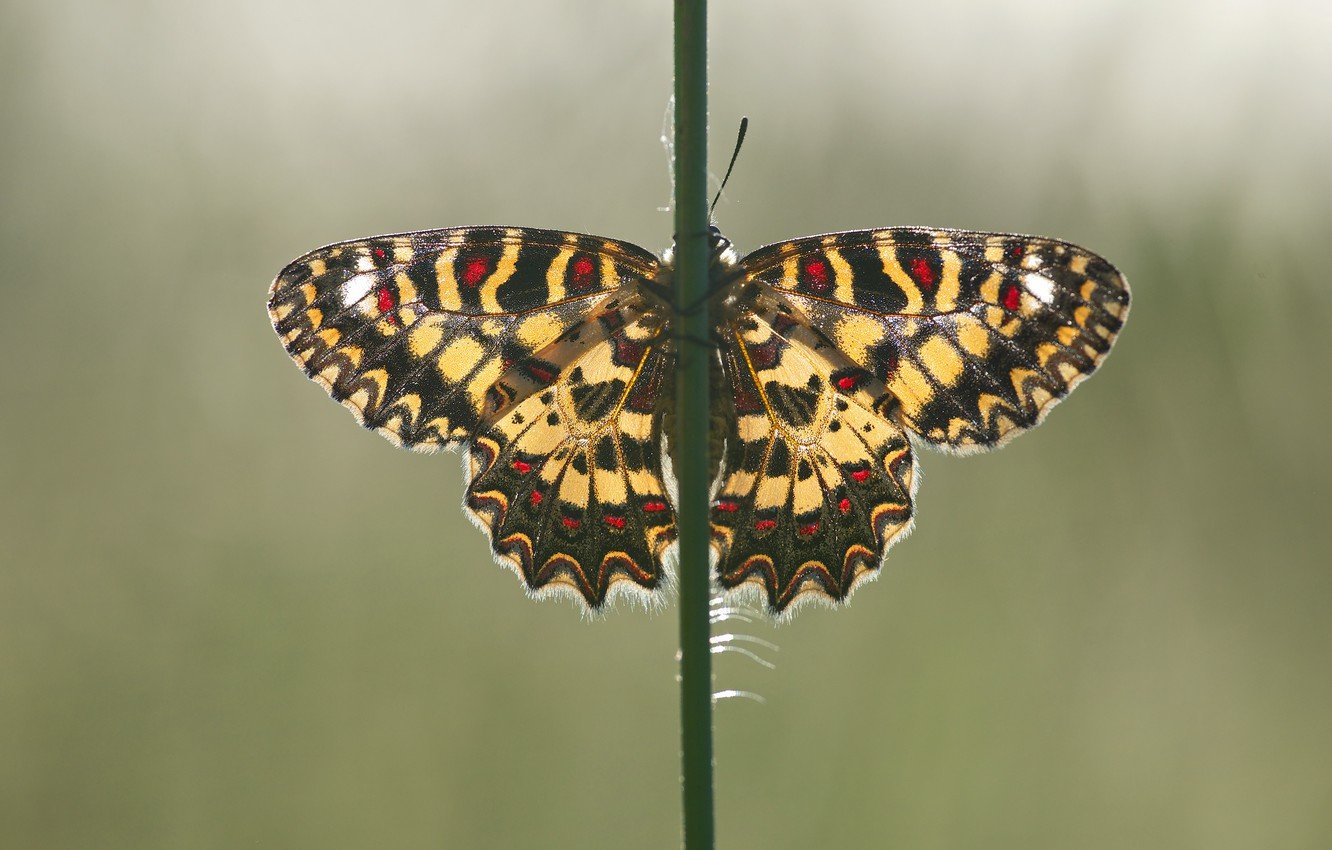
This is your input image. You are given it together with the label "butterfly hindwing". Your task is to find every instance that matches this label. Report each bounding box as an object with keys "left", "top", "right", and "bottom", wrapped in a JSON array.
[
  {"left": 465, "top": 305, "right": 678, "bottom": 607},
  {"left": 267, "top": 226, "right": 660, "bottom": 450},
  {"left": 711, "top": 305, "right": 916, "bottom": 612},
  {"left": 741, "top": 228, "right": 1129, "bottom": 451}
]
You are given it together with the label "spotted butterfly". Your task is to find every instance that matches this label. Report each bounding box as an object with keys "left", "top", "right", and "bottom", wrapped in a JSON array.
[{"left": 268, "top": 222, "right": 1128, "bottom": 614}]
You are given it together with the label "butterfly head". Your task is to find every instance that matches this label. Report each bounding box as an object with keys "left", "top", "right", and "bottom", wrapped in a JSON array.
[
  {"left": 660, "top": 226, "right": 739, "bottom": 269},
  {"left": 650, "top": 226, "right": 746, "bottom": 316},
  {"left": 706, "top": 225, "right": 740, "bottom": 269}
]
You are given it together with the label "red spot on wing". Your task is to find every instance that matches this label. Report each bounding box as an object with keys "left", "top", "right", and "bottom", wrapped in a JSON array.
[
  {"left": 626, "top": 364, "right": 662, "bottom": 411},
  {"left": 836, "top": 375, "right": 858, "bottom": 391},
  {"left": 603, "top": 514, "right": 626, "bottom": 530},
  {"left": 561, "top": 516, "right": 582, "bottom": 530},
  {"left": 613, "top": 338, "right": 646, "bottom": 366},
  {"left": 802, "top": 258, "right": 832, "bottom": 293},
  {"left": 529, "top": 490, "right": 543, "bottom": 506},
  {"left": 837, "top": 497, "right": 852, "bottom": 514},
  {"left": 642, "top": 501, "right": 668, "bottom": 513},
  {"left": 376, "top": 286, "right": 396, "bottom": 315},
  {"left": 747, "top": 338, "right": 780, "bottom": 370},
  {"left": 512, "top": 460, "right": 532, "bottom": 473},
  {"left": 570, "top": 255, "right": 596, "bottom": 287},
  {"left": 772, "top": 313, "right": 800, "bottom": 336},
  {"left": 851, "top": 468, "right": 871, "bottom": 483},
  {"left": 372, "top": 247, "right": 388, "bottom": 261},
  {"left": 598, "top": 309, "right": 626, "bottom": 333},
  {"left": 731, "top": 387, "right": 763, "bottom": 414},
  {"left": 527, "top": 363, "right": 556, "bottom": 384},
  {"left": 909, "top": 257, "right": 937, "bottom": 288},
  {"left": 798, "top": 522, "right": 820, "bottom": 537},
  {"left": 713, "top": 500, "right": 739, "bottom": 513},
  {"left": 1002, "top": 283, "right": 1022, "bottom": 311},
  {"left": 462, "top": 256, "right": 490, "bottom": 286},
  {"left": 754, "top": 519, "right": 777, "bottom": 532},
  {"left": 1009, "top": 243, "right": 1024, "bottom": 259}
]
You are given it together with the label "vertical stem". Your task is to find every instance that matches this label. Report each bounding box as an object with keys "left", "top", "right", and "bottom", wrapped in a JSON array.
[{"left": 673, "top": 1, "right": 714, "bottom": 848}]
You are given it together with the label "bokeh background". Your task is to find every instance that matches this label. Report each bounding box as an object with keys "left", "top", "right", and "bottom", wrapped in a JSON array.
[{"left": 3, "top": 1, "right": 1329, "bottom": 847}]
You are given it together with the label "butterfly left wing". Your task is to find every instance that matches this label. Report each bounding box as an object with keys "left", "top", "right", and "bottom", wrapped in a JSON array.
[{"left": 269, "top": 226, "right": 679, "bottom": 610}]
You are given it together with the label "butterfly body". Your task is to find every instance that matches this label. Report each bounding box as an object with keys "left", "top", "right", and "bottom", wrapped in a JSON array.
[{"left": 269, "top": 223, "right": 1127, "bottom": 614}]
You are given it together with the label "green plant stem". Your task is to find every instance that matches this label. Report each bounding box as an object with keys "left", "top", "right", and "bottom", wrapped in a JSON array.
[{"left": 673, "top": 1, "right": 714, "bottom": 848}]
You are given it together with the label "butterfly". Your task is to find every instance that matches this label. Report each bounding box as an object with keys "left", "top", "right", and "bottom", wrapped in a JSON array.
[{"left": 268, "top": 222, "right": 1128, "bottom": 615}]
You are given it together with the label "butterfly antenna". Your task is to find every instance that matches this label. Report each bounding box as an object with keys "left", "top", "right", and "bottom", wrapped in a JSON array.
[{"left": 709, "top": 116, "right": 749, "bottom": 222}]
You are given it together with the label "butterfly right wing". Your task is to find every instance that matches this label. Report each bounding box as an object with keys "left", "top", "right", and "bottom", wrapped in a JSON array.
[{"left": 709, "top": 226, "right": 1127, "bottom": 613}]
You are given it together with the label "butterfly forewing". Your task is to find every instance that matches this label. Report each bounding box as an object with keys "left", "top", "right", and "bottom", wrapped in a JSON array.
[
  {"left": 741, "top": 228, "right": 1129, "bottom": 452},
  {"left": 268, "top": 227, "right": 660, "bottom": 450}
]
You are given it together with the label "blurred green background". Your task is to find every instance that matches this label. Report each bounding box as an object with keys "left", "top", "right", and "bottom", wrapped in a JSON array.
[{"left": 3, "top": 1, "right": 1329, "bottom": 848}]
